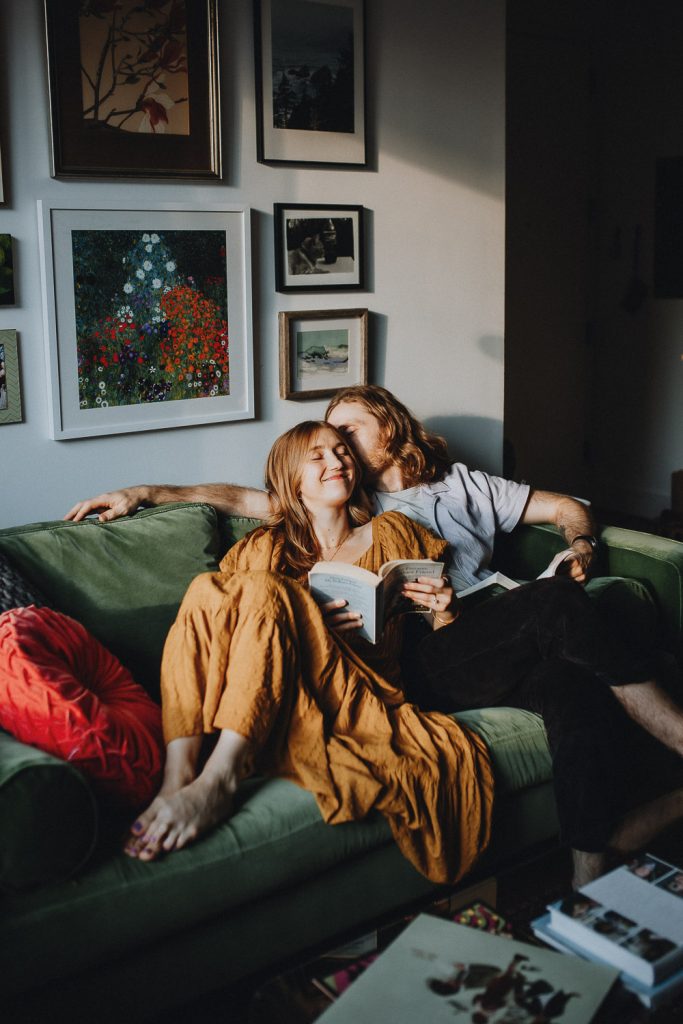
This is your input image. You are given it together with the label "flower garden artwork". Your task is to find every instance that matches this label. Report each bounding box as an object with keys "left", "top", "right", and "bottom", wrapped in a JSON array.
[{"left": 72, "top": 229, "right": 229, "bottom": 410}]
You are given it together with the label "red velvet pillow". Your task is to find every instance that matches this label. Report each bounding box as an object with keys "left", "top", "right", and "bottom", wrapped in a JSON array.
[{"left": 0, "top": 606, "right": 163, "bottom": 809}]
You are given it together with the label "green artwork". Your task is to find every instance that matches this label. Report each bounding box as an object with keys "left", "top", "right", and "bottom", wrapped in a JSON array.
[{"left": 0, "top": 235, "right": 15, "bottom": 306}]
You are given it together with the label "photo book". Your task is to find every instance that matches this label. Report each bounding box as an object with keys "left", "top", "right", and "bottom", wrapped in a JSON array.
[
  {"left": 456, "top": 548, "right": 576, "bottom": 606},
  {"left": 308, "top": 558, "right": 444, "bottom": 644},
  {"left": 542, "top": 853, "right": 683, "bottom": 991},
  {"left": 316, "top": 913, "right": 618, "bottom": 1023}
]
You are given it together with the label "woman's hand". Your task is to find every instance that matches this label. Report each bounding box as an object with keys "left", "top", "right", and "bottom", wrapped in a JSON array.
[
  {"left": 319, "top": 598, "right": 364, "bottom": 634},
  {"left": 402, "top": 575, "right": 459, "bottom": 629}
]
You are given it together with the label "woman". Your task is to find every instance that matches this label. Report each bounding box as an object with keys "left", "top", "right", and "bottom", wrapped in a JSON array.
[{"left": 124, "top": 422, "right": 494, "bottom": 883}]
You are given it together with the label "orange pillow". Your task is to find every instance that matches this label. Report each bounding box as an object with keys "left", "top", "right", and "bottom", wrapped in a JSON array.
[{"left": 0, "top": 606, "right": 163, "bottom": 809}]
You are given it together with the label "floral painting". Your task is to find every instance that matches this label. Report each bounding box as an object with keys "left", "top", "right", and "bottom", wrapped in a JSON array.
[
  {"left": 72, "top": 229, "right": 229, "bottom": 410},
  {"left": 78, "top": 0, "right": 190, "bottom": 136}
]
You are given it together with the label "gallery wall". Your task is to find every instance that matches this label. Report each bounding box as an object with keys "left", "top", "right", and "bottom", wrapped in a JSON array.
[{"left": 0, "top": 0, "right": 505, "bottom": 530}]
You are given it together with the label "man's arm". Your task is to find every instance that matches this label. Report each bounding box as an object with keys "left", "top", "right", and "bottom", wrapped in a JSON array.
[
  {"left": 64, "top": 483, "right": 273, "bottom": 523},
  {"left": 521, "top": 488, "right": 597, "bottom": 584}
]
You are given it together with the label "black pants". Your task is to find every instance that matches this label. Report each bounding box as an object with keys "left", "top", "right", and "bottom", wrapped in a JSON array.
[{"left": 409, "top": 576, "right": 680, "bottom": 852}]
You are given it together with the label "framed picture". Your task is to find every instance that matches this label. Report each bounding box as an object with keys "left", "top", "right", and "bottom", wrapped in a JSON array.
[
  {"left": 0, "top": 235, "right": 15, "bottom": 306},
  {"left": 44, "top": 0, "right": 221, "bottom": 179},
  {"left": 279, "top": 308, "right": 368, "bottom": 400},
  {"left": 0, "top": 330, "right": 23, "bottom": 425},
  {"left": 38, "top": 201, "right": 254, "bottom": 440},
  {"left": 255, "top": 0, "right": 366, "bottom": 167},
  {"left": 0, "top": 143, "right": 5, "bottom": 204},
  {"left": 274, "top": 203, "right": 364, "bottom": 292}
]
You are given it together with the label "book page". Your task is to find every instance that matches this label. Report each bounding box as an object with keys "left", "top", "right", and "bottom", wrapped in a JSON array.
[
  {"left": 308, "top": 569, "right": 379, "bottom": 643},
  {"left": 537, "top": 548, "right": 575, "bottom": 579},
  {"left": 380, "top": 560, "right": 444, "bottom": 615},
  {"left": 582, "top": 857, "right": 683, "bottom": 945}
]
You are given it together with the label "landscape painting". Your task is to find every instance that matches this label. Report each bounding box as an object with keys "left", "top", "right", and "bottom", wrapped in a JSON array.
[
  {"left": 297, "top": 327, "right": 349, "bottom": 379},
  {"left": 71, "top": 228, "right": 229, "bottom": 410},
  {"left": 279, "top": 308, "right": 367, "bottom": 400},
  {"left": 255, "top": 0, "right": 366, "bottom": 166}
]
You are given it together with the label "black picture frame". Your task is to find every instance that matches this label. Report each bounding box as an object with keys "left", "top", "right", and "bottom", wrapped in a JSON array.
[
  {"left": 274, "top": 203, "right": 365, "bottom": 292},
  {"left": 44, "top": 0, "right": 221, "bottom": 180},
  {"left": 254, "top": 0, "right": 366, "bottom": 167}
]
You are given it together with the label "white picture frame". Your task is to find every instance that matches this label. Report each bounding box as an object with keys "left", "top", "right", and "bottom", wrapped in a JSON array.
[{"left": 38, "top": 201, "right": 254, "bottom": 440}]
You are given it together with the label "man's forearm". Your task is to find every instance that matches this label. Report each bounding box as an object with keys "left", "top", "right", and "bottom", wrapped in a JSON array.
[
  {"left": 139, "top": 483, "right": 272, "bottom": 519},
  {"left": 522, "top": 489, "right": 596, "bottom": 544}
]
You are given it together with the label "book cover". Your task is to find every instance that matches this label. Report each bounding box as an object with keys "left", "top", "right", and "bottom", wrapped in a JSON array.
[
  {"left": 547, "top": 853, "right": 683, "bottom": 987},
  {"left": 309, "top": 558, "right": 443, "bottom": 643},
  {"left": 316, "top": 913, "right": 618, "bottom": 1023},
  {"left": 532, "top": 912, "right": 683, "bottom": 1010}
]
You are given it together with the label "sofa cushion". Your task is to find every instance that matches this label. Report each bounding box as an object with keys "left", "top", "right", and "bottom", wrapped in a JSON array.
[
  {"left": 0, "top": 503, "right": 222, "bottom": 698},
  {"left": 0, "top": 551, "right": 47, "bottom": 612},
  {"left": 0, "top": 730, "right": 98, "bottom": 894},
  {"left": 0, "top": 606, "right": 163, "bottom": 808}
]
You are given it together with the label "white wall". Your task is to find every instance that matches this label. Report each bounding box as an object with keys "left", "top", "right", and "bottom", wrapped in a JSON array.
[{"left": 0, "top": 0, "right": 505, "bottom": 529}]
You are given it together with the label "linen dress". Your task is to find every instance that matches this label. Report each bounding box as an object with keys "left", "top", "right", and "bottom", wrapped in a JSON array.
[{"left": 160, "top": 511, "right": 494, "bottom": 884}]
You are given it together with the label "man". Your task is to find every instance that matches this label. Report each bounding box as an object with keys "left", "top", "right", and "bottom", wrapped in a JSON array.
[{"left": 66, "top": 385, "right": 683, "bottom": 883}]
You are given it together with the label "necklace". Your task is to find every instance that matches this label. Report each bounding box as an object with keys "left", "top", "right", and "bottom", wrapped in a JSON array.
[{"left": 320, "top": 529, "right": 353, "bottom": 561}]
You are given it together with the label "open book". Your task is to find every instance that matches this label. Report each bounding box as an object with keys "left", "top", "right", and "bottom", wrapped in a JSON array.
[
  {"left": 309, "top": 559, "right": 444, "bottom": 644},
  {"left": 456, "top": 548, "right": 576, "bottom": 607}
]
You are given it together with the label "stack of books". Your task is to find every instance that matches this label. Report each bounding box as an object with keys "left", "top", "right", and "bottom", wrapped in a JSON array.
[{"left": 532, "top": 852, "right": 683, "bottom": 1009}]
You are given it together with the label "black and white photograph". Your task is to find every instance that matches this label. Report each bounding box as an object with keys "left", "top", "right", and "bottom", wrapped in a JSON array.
[
  {"left": 274, "top": 203, "right": 364, "bottom": 292},
  {"left": 255, "top": 0, "right": 366, "bottom": 166}
]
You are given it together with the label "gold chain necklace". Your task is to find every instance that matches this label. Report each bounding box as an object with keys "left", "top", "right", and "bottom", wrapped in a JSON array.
[{"left": 320, "top": 529, "right": 353, "bottom": 561}]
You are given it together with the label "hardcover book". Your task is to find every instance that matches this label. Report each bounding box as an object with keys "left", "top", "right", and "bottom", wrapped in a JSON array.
[{"left": 547, "top": 853, "right": 683, "bottom": 988}]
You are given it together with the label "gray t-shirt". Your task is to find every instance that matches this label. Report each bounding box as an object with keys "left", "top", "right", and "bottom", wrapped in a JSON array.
[{"left": 373, "top": 465, "right": 530, "bottom": 592}]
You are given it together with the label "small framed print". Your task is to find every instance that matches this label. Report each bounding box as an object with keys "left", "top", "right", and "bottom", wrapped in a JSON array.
[
  {"left": 274, "top": 204, "right": 364, "bottom": 292},
  {"left": 38, "top": 201, "right": 254, "bottom": 440},
  {"left": 255, "top": 0, "right": 366, "bottom": 167},
  {"left": 279, "top": 308, "right": 368, "bottom": 400},
  {"left": 0, "top": 330, "right": 23, "bottom": 425},
  {"left": 44, "top": 0, "right": 221, "bottom": 179},
  {"left": 0, "top": 235, "right": 15, "bottom": 306},
  {"left": 0, "top": 143, "right": 5, "bottom": 203}
]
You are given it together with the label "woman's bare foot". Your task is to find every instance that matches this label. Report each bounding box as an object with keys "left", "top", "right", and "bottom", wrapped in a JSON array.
[{"left": 124, "top": 729, "right": 251, "bottom": 861}]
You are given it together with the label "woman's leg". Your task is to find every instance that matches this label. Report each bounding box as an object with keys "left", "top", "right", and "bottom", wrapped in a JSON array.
[{"left": 124, "top": 729, "right": 252, "bottom": 860}]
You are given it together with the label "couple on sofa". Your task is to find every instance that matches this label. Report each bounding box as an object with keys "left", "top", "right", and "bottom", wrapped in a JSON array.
[{"left": 68, "top": 386, "right": 683, "bottom": 888}]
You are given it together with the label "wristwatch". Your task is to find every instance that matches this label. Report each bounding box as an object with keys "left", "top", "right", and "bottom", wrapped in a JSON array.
[{"left": 571, "top": 534, "right": 598, "bottom": 554}]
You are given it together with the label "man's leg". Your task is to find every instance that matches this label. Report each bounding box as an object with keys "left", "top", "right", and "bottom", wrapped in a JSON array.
[{"left": 611, "top": 681, "right": 683, "bottom": 757}]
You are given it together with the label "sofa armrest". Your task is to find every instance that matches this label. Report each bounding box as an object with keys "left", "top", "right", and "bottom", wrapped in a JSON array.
[{"left": 494, "top": 523, "right": 683, "bottom": 656}]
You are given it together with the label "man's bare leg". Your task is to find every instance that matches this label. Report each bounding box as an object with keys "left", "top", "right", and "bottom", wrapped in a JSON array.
[
  {"left": 611, "top": 681, "right": 683, "bottom": 757},
  {"left": 571, "top": 787, "right": 683, "bottom": 888},
  {"left": 124, "top": 730, "right": 251, "bottom": 860}
]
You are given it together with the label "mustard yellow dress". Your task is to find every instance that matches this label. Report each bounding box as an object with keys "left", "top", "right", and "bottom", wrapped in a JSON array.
[{"left": 160, "top": 511, "right": 494, "bottom": 884}]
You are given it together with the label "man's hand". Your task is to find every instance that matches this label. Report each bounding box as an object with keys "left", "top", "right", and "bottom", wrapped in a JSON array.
[
  {"left": 64, "top": 487, "right": 146, "bottom": 523},
  {"left": 559, "top": 540, "right": 595, "bottom": 585}
]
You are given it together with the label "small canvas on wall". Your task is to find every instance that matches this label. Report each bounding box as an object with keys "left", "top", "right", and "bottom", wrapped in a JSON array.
[
  {"left": 279, "top": 308, "right": 367, "bottom": 400},
  {"left": 0, "top": 330, "right": 23, "bottom": 425},
  {"left": 0, "top": 235, "right": 15, "bottom": 306}
]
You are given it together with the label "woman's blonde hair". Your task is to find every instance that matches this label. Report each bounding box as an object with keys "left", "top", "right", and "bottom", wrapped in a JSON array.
[
  {"left": 325, "top": 385, "right": 451, "bottom": 484},
  {"left": 264, "top": 421, "right": 372, "bottom": 576}
]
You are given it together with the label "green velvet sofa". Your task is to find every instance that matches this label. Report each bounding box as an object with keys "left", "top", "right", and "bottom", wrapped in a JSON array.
[{"left": 1, "top": 503, "right": 681, "bottom": 1023}]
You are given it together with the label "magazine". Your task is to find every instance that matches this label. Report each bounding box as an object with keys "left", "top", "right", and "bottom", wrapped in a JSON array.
[
  {"left": 308, "top": 558, "right": 444, "bottom": 644},
  {"left": 316, "top": 913, "right": 618, "bottom": 1023},
  {"left": 456, "top": 548, "right": 575, "bottom": 605},
  {"left": 546, "top": 853, "right": 683, "bottom": 988}
]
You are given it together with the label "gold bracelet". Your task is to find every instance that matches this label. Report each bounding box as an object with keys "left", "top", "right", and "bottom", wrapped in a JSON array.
[{"left": 431, "top": 608, "right": 460, "bottom": 626}]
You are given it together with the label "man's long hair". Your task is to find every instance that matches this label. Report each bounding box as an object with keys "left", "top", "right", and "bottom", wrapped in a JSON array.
[
  {"left": 264, "top": 421, "right": 372, "bottom": 577},
  {"left": 326, "top": 385, "right": 451, "bottom": 485}
]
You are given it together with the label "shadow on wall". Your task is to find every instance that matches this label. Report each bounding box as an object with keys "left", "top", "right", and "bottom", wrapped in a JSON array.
[
  {"left": 423, "top": 415, "right": 504, "bottom": 477},
  {"left": 368, "top": 0, "right": 505, "bottom": 198}
]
